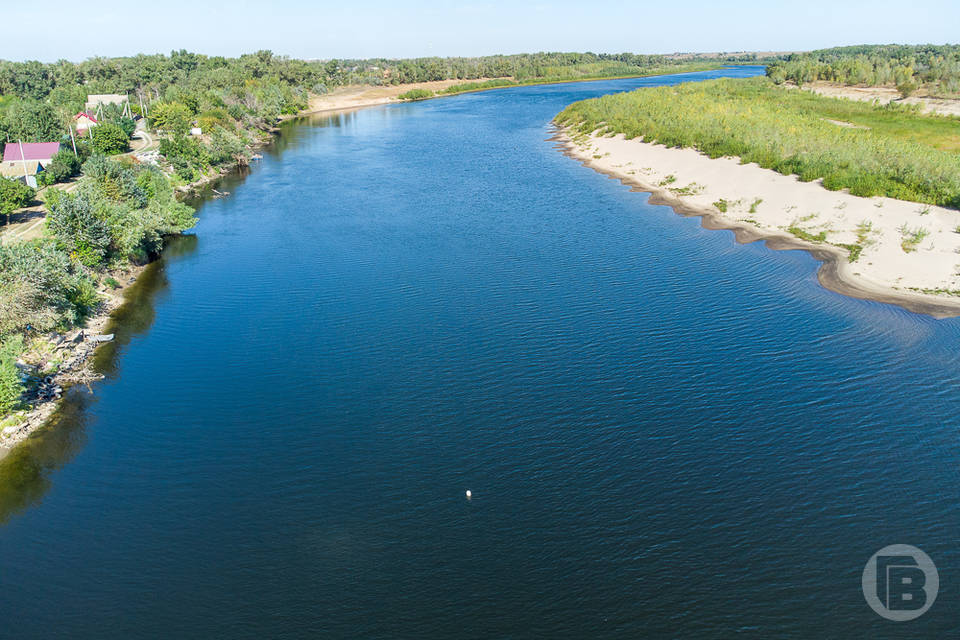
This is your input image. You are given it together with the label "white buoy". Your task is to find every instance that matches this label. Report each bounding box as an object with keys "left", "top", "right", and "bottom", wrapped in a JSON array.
[{"left": 465, "top": 489, "right": 472, "bottom": 499}]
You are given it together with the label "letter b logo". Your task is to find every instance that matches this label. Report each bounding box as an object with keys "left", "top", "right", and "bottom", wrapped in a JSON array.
[{"left": 863, "top": 545, "right": 938, "bottom": 621}]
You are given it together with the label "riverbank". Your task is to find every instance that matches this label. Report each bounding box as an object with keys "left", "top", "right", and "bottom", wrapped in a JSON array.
[
  {"left": 0, "top": 262, "right": 146, "bottom": 460},
  {"left": 554, "top": 128, "right": 960, "bottom": 318},
  {"left": 297, "top": 78, "right": 506, "bottom": 115},
  {"left": 296, "top": 63, "right": 731, "bottom": 114}
]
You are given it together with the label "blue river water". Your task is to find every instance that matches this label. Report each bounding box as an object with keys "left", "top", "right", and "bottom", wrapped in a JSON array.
[{"left": 0, "top": 67, "right": 957, "bottom": 638}]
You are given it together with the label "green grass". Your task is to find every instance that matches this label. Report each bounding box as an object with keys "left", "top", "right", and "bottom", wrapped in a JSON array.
[
  {"left": 555, "top": 77, "right": 960, "bottom": 209},
  {"left": 836, "top": 243, "right": 864, "bottom": 262},
  {"left": 398, "top": 89, "right": 433, "bottom": 101},
  {"left": 787, "top": 226, "right": 828, "bottom": 243},
  {"left": 899, "top": 224, "right": 930, "bottom": 252}
]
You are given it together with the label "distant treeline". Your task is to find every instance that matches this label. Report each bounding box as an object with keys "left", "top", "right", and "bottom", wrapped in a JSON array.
[
  {"left": 0, "top": 50, "right": 758, "bottom": 109},
  {"left": 0, "top": 50, "right": 740, "bottom": 165},
  {"left": 766, "top": 44, "right": 960, "bottom": 96}
]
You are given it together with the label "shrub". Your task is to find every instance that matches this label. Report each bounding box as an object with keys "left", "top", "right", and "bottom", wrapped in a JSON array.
[
  {"left": 150, "top": 102, "right": 192, "bottom": 135},
  {"left": 206, "top": 126, "right": 245, "bottom": 165},
  {"left": 398, "top": 89, "right": 433, "bottom": 101},
  {"left": 159, "top": 135, "right": 210, "bottom": 180},
  {"left": 0, "top": 177, "right": 35, "bottom": 221},
  {"left": 197, "top": 109, "right": 232, "bottom": 132},
  {"left": 0, "top": 337, "right": 24, "bottom": 416},
  {"left": 91, "top": 123, "right": 130, "bottom": 154},
  {"left": 0, "top": 241, "right": 99, "bottom": 334},
  {"left": 44, "top": 149, "right": 82, "bottom": 184},
  {"left": 46, "top": 192, "right": 112, "bottom": 267}
]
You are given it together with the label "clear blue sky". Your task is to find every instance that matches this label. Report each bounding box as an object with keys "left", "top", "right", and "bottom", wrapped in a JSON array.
[{"left": 3, "top": 0, "right": 957, "bottom": 62}]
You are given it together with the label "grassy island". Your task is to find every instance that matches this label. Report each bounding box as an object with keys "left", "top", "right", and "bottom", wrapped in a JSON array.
[{"left": 555, "top": 76, "right": 960, "bottom": 208}]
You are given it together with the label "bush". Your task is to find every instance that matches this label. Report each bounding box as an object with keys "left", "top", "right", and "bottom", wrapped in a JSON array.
[
  {"left": 149, "top": 102, "right": 192, "bottom": 135},
  {"left": 0, "top": 177, "right": 35, "bottom": 220},
  {"left": 46, "top": 192, "right": 112, "bottom": 267},
  {"left": 90, "top": 123, "right": 130, "bottom": 154},
  {"left": 159, "top": 135, "right": 209, "bottom": 180},
  {"left": 398, "top": 89, "right": 433, "bottom": 100},
  {"left": 44, "top": 149, "right": 82, "bottom": 184},
  {"left": 197, "top": 109, "right": 232, "bottom": 132},
  {"left": 206, "top": 126, "right": 245, "bottom": 165},
  {"left": 896, "top": 78, "right": 919, "bottom": 99},
  {"left": 0, "top": 241, "right": 99, "bottom": 334},
  {"left": 0, "top": 337, "right": 24, "bottom": 416}
]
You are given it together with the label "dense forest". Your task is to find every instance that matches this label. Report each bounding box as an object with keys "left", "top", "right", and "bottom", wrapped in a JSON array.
[{"left": 765, "top": 44, "right": 960, "bottom": 96}]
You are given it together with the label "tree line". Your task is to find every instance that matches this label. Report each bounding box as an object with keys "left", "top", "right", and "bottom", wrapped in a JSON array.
[{"left": 765, "top": 44, "right": 960, "bottom": 97}]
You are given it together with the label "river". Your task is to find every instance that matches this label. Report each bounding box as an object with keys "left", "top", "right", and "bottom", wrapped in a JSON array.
[{"left": 0, "top": 67, "right": 957, "bottom": 638}]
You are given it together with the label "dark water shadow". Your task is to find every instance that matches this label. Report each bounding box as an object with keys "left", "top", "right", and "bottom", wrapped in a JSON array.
[
  {"left": 0, "top": 117, "right": 340, "bottom": 525},
  {"left": 0, "top": 236, "right": 198, "bottom": 524}
]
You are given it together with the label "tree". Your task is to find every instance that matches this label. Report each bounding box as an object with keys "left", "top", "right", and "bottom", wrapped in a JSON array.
[
  {"left": 0, "top": 177, "right": 35, "bottom": 225},
  {"left": 149, "top": 102, "right": 192, "bottom": 135},
  {"left": 46, "top": 191, "right": 112, "bottom": 267},
  {"left": 0, "top": 99, "right": 63, "bottom": 142},
  {"left": 90, "top": 123, "right": 130, "bottom": 154},
  {"left": 894, "top": 66, "right": 919, "bottom": 98}
]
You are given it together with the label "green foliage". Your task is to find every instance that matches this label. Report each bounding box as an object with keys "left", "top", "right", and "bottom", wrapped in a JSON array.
[
  {"left": 398, "top": 89, "right": 433, "bottom": 100},
  {"left": 159, "top": 135, "right": 210, "bottom": 180},
  {"left": 206, "top": 126, "right": 245, "bottom": 165},
  {"left": 0, "top": 99, "right": 63, "bottom": 143},
  {"left": 0, "top": 177, "right": 35, "bottom": 218},
  {"left": 90, "top": 123, "right": 130, "bottom": 154},
  {"left": 765, "top": 44, "right": 960, "bottom": 97},
  {"left": 43, "top": 149, "right": 81, "bottom": 184},
  {"left": 46, "top": 191, "right": 112, "bottom": 266},
  {"left": 898, "top": 224, "right": 929, "bottom": 252},
  {"left": 150, "top": 102, "right": 192, "bottom": 135},
  {"left": 556, "top": 77, "right": 960, "bottom": 208},
  {"left": 197, "top": 108, "right": 232, "bottom": 132},
  {"left": 0, "top": 240, "right": 98, "bottom": 335},
  {"left": 0, "top": 336, "right": 24, "bottom": 416},
  {"left": 46, "top": 158, "right": 196, "bottom": 268},
  {"left": 97, "top": 103, "right": 136, "bottom": 137},
  {"left": 787, "top": 226, "right": 828, "bottom": 243}
]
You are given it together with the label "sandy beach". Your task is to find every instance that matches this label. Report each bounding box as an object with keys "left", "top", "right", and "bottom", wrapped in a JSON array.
[
  {"left": 557, "top": 129, "right": 960, "bottom": 317},
  {"left": 299, "top": 78, "right": 505, "bottom": 115}
]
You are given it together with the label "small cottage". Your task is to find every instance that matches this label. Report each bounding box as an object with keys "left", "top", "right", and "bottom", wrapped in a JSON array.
[
  {"left": 74, "top": 112, "right": 99, "bottom": 135},
  {"left": 0, "top": 142, "right": 61, "bottom": 188}
]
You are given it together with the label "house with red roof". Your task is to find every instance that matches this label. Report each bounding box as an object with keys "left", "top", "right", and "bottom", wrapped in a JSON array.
[
  {"left": 74, "top": 112, "right": 99, "bottom": 135},
  {"left": 0, "top": 142, "right": 62, "bottom": 187}
]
